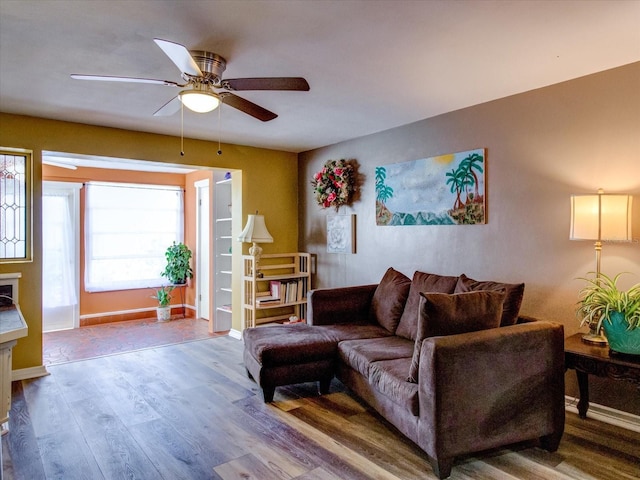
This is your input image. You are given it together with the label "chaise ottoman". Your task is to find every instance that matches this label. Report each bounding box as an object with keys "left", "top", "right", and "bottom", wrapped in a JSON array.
[{"left": 243, "top": 324, "right": 338, "bottom": 402}]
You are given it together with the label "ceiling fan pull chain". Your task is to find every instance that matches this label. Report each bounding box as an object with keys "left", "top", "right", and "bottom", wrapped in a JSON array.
[
  {"left": 180, "top": 101, "right": 185, "bottom": 156},
  {"left": 217, "top": 101, "right": 222, "bottom": 155}
]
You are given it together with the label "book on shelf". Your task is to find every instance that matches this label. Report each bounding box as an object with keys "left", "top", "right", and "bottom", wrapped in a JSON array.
[
  {"left": 269, "top": 280, "right": 281, "bottom": 300},
  {"left": 256, "top": 278, "right": 306, "bottom": 306},
  {"left": 257, "top": 296, "right": 280, "bottom": 305}
]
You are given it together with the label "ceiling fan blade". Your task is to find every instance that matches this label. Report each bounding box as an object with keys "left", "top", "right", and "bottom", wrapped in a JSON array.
[
  {"left": 71, "top": 74, "right": 182, "bottom": 86},
  {"left": 219, "top": 93, "right": 277, "bottom": 121},
  {"left": 221, "top": 77, "right": 310, "bottom": 91},
  {"left": 153, "top": 38, "right": 202, "bottom": 77},
  {"left": 153, "top": 95, "right": 182, "bottom": 116}
]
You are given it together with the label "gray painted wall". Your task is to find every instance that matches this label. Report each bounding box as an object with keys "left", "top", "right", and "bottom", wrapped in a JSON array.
[{"left": 298, "top": 62, "right": 640, "bottom": 414}]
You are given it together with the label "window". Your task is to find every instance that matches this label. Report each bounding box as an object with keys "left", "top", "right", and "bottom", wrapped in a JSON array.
[
  {"left": 0, "top": 148, "right": 33, "bottom": 263},
  {"left": 84, "top": 182, "right": 184, "bottom": 292}
]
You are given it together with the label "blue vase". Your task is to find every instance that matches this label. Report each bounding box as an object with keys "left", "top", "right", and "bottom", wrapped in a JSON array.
[{"left": 602, "top": 311, "right": 640, "bottom": 355}]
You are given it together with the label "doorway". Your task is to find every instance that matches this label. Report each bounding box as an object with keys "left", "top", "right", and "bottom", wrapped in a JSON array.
[
  {"left": 40, "top": 154, "right": 235, "bottom": 362},
  {"left": 42, "top": 181, "right": 81, "bottom": 332}
]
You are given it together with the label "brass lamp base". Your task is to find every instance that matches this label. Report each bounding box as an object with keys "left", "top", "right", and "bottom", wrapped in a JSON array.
[{"left": 581, "top": 333, "right": 608, "bottom": 346}]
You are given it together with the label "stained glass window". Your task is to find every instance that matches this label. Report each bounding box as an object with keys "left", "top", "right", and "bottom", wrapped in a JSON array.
[{"left": 1, "top": 149, "right": 32, "bottom": 262}]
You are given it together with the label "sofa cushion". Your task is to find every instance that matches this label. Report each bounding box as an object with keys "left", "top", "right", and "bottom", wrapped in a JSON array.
[
  {"left": 318, "top": 324, "right": 392, "bottom": 342},
  {"left": 454, "top": 273, "right": 525, "bottom": 326},
  {"left": 407, "top": 291, "right": 505, "bottom": 383},
  {"left": 369, "top": 267, "right": 411, "bottom": 333},
  {"left": 395, "top": 271, "right": 459, "bottom": 341},
  {"left": 369, "top": 358, "right": 420, "bottom": 416},
  {"left": 338, "top": 336, "right": 414, "bottom": 378}
]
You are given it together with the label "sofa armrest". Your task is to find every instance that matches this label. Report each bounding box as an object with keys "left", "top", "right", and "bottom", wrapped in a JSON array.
[
  {"left": 417, "top": 321, "right": 565, "bottom": 461},
  {"left": 307, "top": 284, "right": 377, "bottom": 326}
]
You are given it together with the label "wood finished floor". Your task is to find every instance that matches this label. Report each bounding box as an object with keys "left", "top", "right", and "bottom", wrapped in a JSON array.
[{"left": 2, "top": 336, "right": 639, "bottom": 480}]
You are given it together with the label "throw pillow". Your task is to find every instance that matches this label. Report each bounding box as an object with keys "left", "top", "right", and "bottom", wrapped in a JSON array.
[
  {"left": 395, "top": 271, "right": 459, "bottom": 340},
  {"left": 369, "top": 267, "right": 411, "bottom": 333},
  {"left": 454, "top": 274, "right": 525, "bottom": 326},
  {"left": 407, "top": 290, "right": 505, "bottom": 383}
]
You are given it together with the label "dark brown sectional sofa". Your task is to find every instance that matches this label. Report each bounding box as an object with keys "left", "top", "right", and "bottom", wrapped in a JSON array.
[{"left": 243, "top": 268, "right": 565, "bottom": 478}]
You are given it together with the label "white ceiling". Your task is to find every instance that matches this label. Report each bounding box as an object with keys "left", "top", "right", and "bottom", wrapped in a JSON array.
[{"left": 1, "top": 0, "right": 639, "bottom": 154}]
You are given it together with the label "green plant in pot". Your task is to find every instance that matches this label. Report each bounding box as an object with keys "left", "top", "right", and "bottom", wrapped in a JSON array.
[
  {"left": 161, "top": 242, "right": 193, "bottom": 285},
  {"left": 152, "top": 285, "right": 174, "bottom": 322},
  {"left": 152, "top": 285, "right": 174, "bottom": 307},
  {"left": 576, "top": 272, "right": 640, "bottom": 355}
]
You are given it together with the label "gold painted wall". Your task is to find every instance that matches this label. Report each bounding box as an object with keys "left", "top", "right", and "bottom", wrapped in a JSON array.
[{"left": 0, "top": 113, "right": 298, "bottom": 370}]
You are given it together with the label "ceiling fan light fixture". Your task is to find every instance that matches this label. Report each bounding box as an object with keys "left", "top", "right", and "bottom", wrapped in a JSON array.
[
  {"left": 179, "top": 90, "right": 220, "bottom": 113},
  {"left": 73, "top": 38, "right": 308, "bottom": 121}
]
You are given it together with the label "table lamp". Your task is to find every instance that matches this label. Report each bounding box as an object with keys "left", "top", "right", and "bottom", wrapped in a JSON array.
[{"left": 238, "top": 212, "right": 273, "bottom": 263}]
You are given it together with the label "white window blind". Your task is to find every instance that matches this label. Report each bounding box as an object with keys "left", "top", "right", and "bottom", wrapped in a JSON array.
[{"left": 84, "top": 182, "right": 184, "bottom": 292}]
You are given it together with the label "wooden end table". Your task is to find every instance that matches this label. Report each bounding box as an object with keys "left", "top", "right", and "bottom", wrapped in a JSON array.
[{"left": 564, "top": 333, "right": 640, "bottom": 418}]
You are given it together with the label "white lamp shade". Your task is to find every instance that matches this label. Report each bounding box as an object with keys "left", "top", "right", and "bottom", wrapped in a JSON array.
[
  {"left": 570, "top": 193, "right": 633, "bottom": 241},
  {"left": 238, "top": 214, "right": 274, "bottom": 243},
  {"left": 179, "top": 90, "right": 220, "bottom": 113}
]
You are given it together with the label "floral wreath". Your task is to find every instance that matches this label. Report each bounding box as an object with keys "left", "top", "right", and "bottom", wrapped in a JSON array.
[{"left": 311, "top": 159, "right": 355, "bottom": 210}]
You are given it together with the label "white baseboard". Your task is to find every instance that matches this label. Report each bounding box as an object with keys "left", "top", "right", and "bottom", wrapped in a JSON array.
[
  {"left": 12, "top": 365, "right": 49, "bottom": 381},
  {"left": 80, "top": 304, "right": 196, "bottom": 320},
  {"left": 80, "top": 306, "right": 155, "bottom": 319},
  {"left": 228, "top": 329, "right": 242, "bottom": 340},
  {"left": 565, "top": 395, "right": 640, "bottom": 433}
]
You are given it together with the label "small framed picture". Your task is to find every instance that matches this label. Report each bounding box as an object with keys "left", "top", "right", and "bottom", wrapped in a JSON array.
[{"left": 327, "top": 214, "right": 356, "bottom": 254}]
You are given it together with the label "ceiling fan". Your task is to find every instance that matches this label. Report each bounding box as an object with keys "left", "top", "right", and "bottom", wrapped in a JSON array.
[{"left": 71, "top": 38, "right": 310, "bottom": 122}]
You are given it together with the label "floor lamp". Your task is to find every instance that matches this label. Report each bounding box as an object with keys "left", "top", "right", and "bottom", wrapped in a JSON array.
[{"left": 570, "top": 189, "right": 633, "bottom": 344}]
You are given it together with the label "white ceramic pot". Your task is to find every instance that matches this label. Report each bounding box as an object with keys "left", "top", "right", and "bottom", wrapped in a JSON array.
[{"left": 156, "top": 306, "right": 172, "bottom": 322}]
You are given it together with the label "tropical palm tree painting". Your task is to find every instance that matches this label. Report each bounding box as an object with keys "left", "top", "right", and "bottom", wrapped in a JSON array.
[{"left": 375, "top": 148, "right": 486, "bottom": 226}]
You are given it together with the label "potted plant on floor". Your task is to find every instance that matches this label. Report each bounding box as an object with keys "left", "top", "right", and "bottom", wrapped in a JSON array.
[
  {"left": 576, "top": 272, "right": 640, "bottom": 355},
  {"left": 152, "top": 285, "right": 174, "bottom": 322},
  {"left": 161, "top": 242, "right": 193, "bottom": 285}
]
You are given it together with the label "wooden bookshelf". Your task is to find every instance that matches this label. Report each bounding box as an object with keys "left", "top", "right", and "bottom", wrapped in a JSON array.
[{"left": 242, "top": 253, "right": 310, "bottom": 328}]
